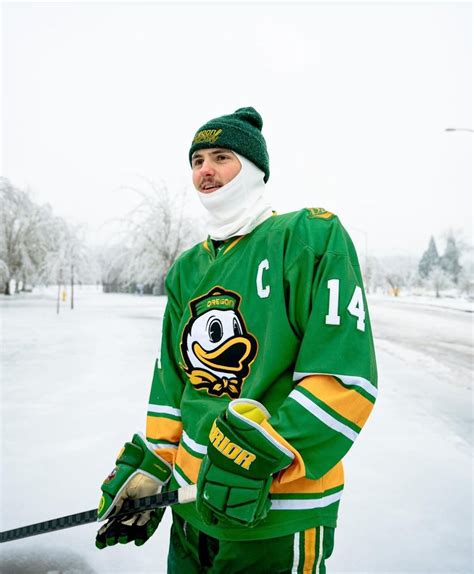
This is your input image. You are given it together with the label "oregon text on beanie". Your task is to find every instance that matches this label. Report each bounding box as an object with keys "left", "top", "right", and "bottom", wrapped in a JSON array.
[{"left": 189, "top": 107, "right": 270, "bottom": 182}]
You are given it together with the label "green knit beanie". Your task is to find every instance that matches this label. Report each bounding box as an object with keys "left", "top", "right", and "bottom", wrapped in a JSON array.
[{"left": 189, "top": 107, "right": 270, "bottom": 182}]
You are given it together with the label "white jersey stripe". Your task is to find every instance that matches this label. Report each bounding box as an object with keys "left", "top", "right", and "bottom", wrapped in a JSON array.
[
  {"left": 292, "top": 531, "right": 300, "bottom": 573},
  {"left": 147, "top": 440, "right": 178, "bottom": 451},
  {"left": 315, "top": 526, "right": 324, "bottom": 573},
  {"left": 289, "top": 389, "right": 359, "bottom": 442},
  {"left": 172, "top": 467, "right": 190, "bottom": 487},
  {"left": 182, "top": 430, "right": 207, "bottom": 456},
  {"left": 336, "top": 374, "right": 378, "bottom": 399},
  {"left": 293, "top": 371, "right": 378, "bottom": 399},
  {"left": 271, "top": 491, "right": 343, "bottom": 511},
  {"left": 148, "top": 404, "right": 182, "bottom": 417}
]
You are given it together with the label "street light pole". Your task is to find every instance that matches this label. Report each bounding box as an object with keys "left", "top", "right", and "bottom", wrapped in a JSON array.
[
  {"left": 445, "top": 128, "right": 474, "bottom": 133},
  {"left": 348, "top": 225, "right": 369, "bottom": 271}
]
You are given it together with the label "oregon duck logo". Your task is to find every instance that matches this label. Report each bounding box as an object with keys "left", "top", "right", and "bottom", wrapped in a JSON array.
[{"left": 180, "top": 287, "right": 258, "bottom": 399}]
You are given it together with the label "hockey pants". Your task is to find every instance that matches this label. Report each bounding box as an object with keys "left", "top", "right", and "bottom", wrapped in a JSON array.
[{"left": 167, "top": 512, "right": 335, "bottom": 574}]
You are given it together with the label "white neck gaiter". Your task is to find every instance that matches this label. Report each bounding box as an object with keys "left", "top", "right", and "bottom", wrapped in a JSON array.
[{"left": 197, "top": 153, "right": 273, "bottom": 241}]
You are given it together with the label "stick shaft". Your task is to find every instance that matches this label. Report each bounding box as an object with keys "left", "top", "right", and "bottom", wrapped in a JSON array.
[{"left": 0, "top": 485, "right": 196, "bottom": 543}]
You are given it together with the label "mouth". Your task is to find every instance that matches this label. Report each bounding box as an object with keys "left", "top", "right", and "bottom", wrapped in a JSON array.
[
  {"left": 200, "top": 181, "right": 222, "bottom": 193},
  {"left": 192, "top": 337, "right": 252, "bottom": 371}
]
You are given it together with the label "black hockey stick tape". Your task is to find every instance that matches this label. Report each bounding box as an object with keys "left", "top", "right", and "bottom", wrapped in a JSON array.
[{"left": 0, "top": 485, "right": 196, "bottom": 543}]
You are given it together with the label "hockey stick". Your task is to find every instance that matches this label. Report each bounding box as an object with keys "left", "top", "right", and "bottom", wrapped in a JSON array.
[{"left": 0, "top": 484, "right": 197, "bottom": 544}]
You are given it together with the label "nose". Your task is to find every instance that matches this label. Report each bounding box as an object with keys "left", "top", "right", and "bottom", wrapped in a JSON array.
[{"left": 199, "top": 158, "right": 215, "bottom": 177}]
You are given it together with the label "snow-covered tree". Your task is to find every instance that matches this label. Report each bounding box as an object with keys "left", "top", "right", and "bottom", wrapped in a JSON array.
[
  {"left": 456, "top": 242, "right": 474, "bottom": 298},
  {"left": 418, "top": 236, "right": 440, "bottom": 279},
  {"left": 426, "top": 266, "right": 453, "bottom": 298},
  {"left": 0, "top": 178, "right": 54, "bottom": 294},
  {"left": 380, "top": 255, "right": 418, "bottom": 296},
  {"left": 456, "top": 267, "right": 474, "bottom": 299},
  {"left": 120, "top": 179, "right": 204, "bottom": 294},
  {"left": 39, "top": 218, "right": 92, "bottom": 287},
  {"left": 361, "top": 255, "right": 385, "bottom": 294},
  {"left": 0, "top": 178, "right": 96, "bottom": 297},
  {"left": 97, "top": 243, "right": 133, "bottom": 293},
  {"left": 0, "top": 260, "right": 9, "bottom": 290},
  {"left": 440, "top": 231, "right": 462, "bottom": 284}
]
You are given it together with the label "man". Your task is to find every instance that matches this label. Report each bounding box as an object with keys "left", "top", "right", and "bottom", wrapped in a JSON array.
[{"left": 96, "top": 107, "right": 378, "bottom": 573}]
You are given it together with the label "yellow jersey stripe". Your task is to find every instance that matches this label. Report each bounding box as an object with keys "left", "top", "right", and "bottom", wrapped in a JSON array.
[
  {"left": 299, "top": 375, "right": 374, "bottom": 429},
  {"left": 304, "top": 527, "right": 316, "bottom": 572},
  {"left": 261, "top": 419, "right": 306, "bottom": 484},
  {"left": 270, "top": 461, "right": 343, "bottom": 495},
  {"left": 146, "top": 415, "right": 183, "bottom": 444},
  {"left": 149, "top": 446, "right": 178, "bottom": 466},
  {"left": 223, "top": 236, "right": 245, "bottom": 254},
  {"left": 175, "top": 444, "right": 202, "bottom": 484}
]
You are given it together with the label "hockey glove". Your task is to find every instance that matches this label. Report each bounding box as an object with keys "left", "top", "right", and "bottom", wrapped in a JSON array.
[
  {"left": 96, "top": 432, "right": 171, "bottom": 549},
  {"left": 196, "top": 399, "right": 294, "bottom": 527}
]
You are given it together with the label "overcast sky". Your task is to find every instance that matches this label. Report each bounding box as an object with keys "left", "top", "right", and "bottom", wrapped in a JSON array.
[{"left": 2, "top": 0, "right": 472, "bottom": 258}]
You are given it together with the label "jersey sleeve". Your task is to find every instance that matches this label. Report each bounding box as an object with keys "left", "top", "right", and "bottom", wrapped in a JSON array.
[
  {"left": 145, "top": 264, "right": 185, "bottom": 466},
  {"left": 268, "top": 216, "right": 378, "bottom": 481}
]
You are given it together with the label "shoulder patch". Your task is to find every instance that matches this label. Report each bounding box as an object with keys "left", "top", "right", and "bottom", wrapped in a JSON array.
[{"left": 306, "top": 207, "right": 334, "bottom": 220}]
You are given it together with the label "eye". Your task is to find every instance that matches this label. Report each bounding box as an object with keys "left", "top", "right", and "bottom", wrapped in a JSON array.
[
  {"left": 208, "top": 319, "right": 223, "bottom": 343},
  {"left": 233, "top": 317, "right": 243, "bottom": 336},
  {"left": 192, "top": 157, "right": 203, "bottom": 168}
]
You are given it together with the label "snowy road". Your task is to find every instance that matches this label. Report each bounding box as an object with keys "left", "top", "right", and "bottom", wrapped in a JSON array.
[
  {"left": 369, "top": 295, "right": 472, "bottom": 379},
  {"left": 0, "top": 290, "right": 472, "bottom": 574},
  {"left": 369, "top": 295, "right": 473, "bottom": 445}
]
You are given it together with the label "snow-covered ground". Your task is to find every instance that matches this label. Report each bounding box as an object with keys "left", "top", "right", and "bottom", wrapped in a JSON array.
[{"left": 0, "top": 288, "right": 472, "bottom": 573}]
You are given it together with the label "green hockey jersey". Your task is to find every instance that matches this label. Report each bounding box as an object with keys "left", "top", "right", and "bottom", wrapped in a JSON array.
[{"left": 146, "top": 208, "right": 378, "bottom": 540}]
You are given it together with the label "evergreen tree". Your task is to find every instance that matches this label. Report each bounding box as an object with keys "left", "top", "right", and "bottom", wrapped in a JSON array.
[
  {"left": 440, "top": 231, "right": 462, "bottom": 284},
  {"left": 418, "top": 236, "right": 440, "bottom": 278}
]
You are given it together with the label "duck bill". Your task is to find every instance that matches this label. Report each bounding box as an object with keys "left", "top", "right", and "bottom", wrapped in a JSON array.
[{"left": 192, "top": 337, "right": 252, "bottom": 372}]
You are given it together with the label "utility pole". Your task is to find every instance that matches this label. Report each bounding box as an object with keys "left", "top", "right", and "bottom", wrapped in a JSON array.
[
  {"left": 57, "top": 270, "right": 63, "bottom": 315},
  {"left": 71, "top": 264, "right": 75, "bottom": 310},
  {"left": 445, "top": 128, "right": 474, "bottom": 133}
]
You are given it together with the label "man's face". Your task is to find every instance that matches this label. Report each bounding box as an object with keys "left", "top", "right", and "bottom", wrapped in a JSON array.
[{"left": 191, "top": 148, "right": 241, "bottom": 193}]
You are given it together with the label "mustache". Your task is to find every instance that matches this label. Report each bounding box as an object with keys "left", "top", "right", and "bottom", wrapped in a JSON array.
[{"left": 199, "top": 178, "right": 223, "bottom": 191}]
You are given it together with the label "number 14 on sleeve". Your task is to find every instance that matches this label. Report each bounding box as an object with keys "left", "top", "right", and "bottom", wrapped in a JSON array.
[{"left": 325, "top": 279, "right": 366, "bottom": 332}]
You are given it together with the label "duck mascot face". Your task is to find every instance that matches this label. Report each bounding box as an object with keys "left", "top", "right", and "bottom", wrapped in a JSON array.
[{"left": 180, "top": 288, "right": 258, "bottom": 398}]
